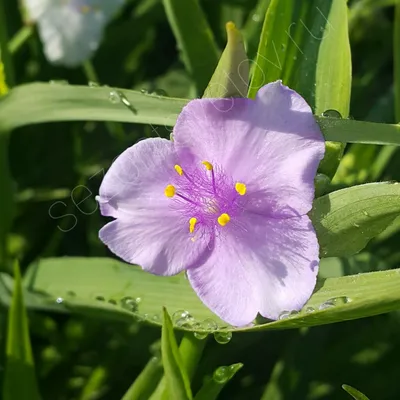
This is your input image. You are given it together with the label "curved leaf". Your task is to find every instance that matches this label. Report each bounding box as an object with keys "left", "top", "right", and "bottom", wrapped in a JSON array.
[
  {"left": 310, "top": 183, "right": 400, "bottom": 257},
  {"left": 16, "top": 257, "right": 400, "bottom": 333}
]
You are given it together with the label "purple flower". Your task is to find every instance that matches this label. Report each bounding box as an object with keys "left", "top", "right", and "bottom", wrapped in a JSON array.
[{"left": 97, "top": 81, "right": 325, "bottom": 326}]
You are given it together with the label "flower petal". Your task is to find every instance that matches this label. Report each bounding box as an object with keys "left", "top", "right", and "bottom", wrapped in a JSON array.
[
  {"left": 187, "top": 215, "right": 319, "bottom": 326},
  {"left": 97, "top": 138, "right": 179, "bottom": 219},
  {"left": 173, "top": 81, "right": 325, "bottom": 216},
  {"left": 99, "top": 217, "right": 213, "bottom": 276},
  {"left": 25, "top": 0, "right": 124, "bottom": 66}
]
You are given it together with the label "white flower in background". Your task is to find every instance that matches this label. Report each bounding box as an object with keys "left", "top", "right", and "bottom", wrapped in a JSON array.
[{"left": 24, "top": 0, "right": 125, "bottom": 67}]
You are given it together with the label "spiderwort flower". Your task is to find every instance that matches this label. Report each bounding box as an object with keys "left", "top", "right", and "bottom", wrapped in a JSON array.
[
  {"left": 97, "top": 81, "right": 325, "bottom": 326},
  {"left": 23, "top": 0, "right": 125, "bottom": 67}
]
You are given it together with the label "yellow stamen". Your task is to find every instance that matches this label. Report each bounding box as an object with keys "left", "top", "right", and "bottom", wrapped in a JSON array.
[
  {"left": 202, "top": 161, "right": 213, "bottom": 171},
  {"left": 189, "top": 217, "right": 197, "bottom": 233},
  {"left": 164, "top": 184, "right": 176, "bottom": 198},
  {"left": 235, "top": 182, "right": 247, "bottom": 196},
  {"left": 174, "top": 164, "right": 183, "bottom": 175},
  {"left": 217, "top": 213, "right": 231, "bottom": 226}
]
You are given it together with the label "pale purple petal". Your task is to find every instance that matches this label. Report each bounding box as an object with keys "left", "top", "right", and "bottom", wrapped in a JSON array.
[
  {"left": 173, "top": 81, "right": 325, "bottom": 217},
  {"left": 98, "top": 138, "right": 179, "bottom": 219},
  {"left": 187, "top": 215, "right": 319, "bottom": 326},
  {"left": 99, "top": 217, "right": 213, "bottom": 276},
  {"left": 98, "top": 137, "right": 213, "bottom": 275}
]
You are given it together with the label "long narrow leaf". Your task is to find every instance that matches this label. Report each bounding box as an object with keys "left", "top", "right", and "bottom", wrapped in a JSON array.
[
  {"left": 162, "top": 0, "right": 219, "bottom": 94},
  {"left": 161, "top": 308, "right": 192, "bottom": 400},
  {"left": 2, "top": 261, "right": 41, "bottom": 400}
]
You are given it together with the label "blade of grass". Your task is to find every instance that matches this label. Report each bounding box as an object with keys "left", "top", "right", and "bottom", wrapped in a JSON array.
[
  {"left": 161, "top": 308, "right": 192, "bottom": 400},
  {"left": 162, "top": 0, "right": 220, "bottom": 94},
  {"left": 2, "top": 261, "right": 41, "bottom": 400}
]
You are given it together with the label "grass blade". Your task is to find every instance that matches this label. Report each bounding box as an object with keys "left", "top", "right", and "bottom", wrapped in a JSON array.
[
  {"left": 203, "top": 22, "right": 249, "bottom": 98},
  {"left": 162, "top": 0, "right": 219, "bottom": 94},
  {"left": 2, "top": 261, "right": 41, "bottom": 400},
  {"left": 161, "top": 308, "right": 192, "bottom": 400},
  {"left": 194, "top": 363, "right": 243, "bottom": 400},
  {"left": 342, "top": 384, "right": 370, "bottom": 400}
]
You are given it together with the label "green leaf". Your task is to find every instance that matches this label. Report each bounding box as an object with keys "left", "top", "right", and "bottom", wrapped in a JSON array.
[
  {"left": 162, "top": 0, "right": 219, "bottom": 94},
  {"left": 2, "top": 261, "right": 41, "bottom": 400},
  {"left": 2, "top": 84, "right": 400, "bottom": 147},
  {"left": 121, "top": 357, "right": 163, "bottom": 400},
  {"left": 243, "top": 0, "right": 272, "bottom": 61},
  {"left": 342, "top": 384, "right": 370, "bottom": 400},
  {"left": 194, "top": 363, "right": 243, "bottom": 400},
  {"left": 203, "top": 22, "right": 249, "bottom": 99},
  {"left": 15, "top": 257, "right": 400, "bottom": 333},
  {"left": 310, "top": 183, "right": 400, "bottom": 258},
  {"left": 0, "top": 133, "right": 14, "bottom": 266},
  {"left": 0, "top": 83, "right": 187, "bottom": 132},
  {"left": 248, "top": 0, "right": 351, "bottom": 177},
  {"left": 161, "top": 308, "right": 193, "bottom": 400},
  {"left": 247, "top": 0, "right": 295, "bottom": 98}
]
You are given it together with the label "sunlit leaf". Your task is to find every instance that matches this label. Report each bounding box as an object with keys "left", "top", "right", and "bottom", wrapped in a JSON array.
[
  {"left": 310, "top": 183, "right": 400, "bottom": 257},
  {"left": 203, "top": 22, "right": 249, "bottom": 99}
]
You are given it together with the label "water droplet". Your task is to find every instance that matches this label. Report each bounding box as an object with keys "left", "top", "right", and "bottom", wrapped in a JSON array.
[
  {"left": 279, "top": 310, "right": 291, "bottom": 320},
  {"left": 279, "top": 310, "right": 299, "bottom": 320},
  {"left": 252, "top": 13, "right": 261, "bottom": 22},
  {"left": 49, "top": 80, "right": 68, "bottom": 85},
  {"left": 152, "top": 88, "right": 168, "bottom": 97},
  {"left": 140, "top": 88, "right": 149, "bottom": 94},
  {"left": 213, "top": 366, "right": 229, "bottom": 383},
  {"left": 117, "top": 91, "right": 137, "bottom": 114},
  {"left": 108, "top": 299, "right": 117, "bottom": 305},
  {"left": 321, "top": 109, "right": 342, "bottom": 118},
  {"left": 152, "top": 314, "right": 160, "bottom": 322},
  {"left": 88, "top": 81, "right": 99, "bottom": 87},
  {"left": 362, "top": 210, "right": 370, "bottom": 217},
  {"left": 353, "top": 222, "right": 360, "bottom": 228},
  {"left": 120, "top": 296, "right": 138, "bottom": 312},
  {"left": 305, "top": 307, "right": 315, "bottom": 313},
  {"left": 319, "top": 296, "right": 351, "bottom": 310},
  {"left": 95, "top": 295, "right": 105, "bottom": 301},
  {"left": 214, "top": 330, "right": 232, "bottom": 344},
  {"left": 281, "top": 44, "right": 286, "bottom": 51},
  {"left": 56, "top": 297, "right": 64, "bottom": 304},
  {"left": 135, "top": 297, "right": 142, "bottom": 304},
  {"left": 194, "top": 331, "right": 208, "bottom": 340},
  {"left": 172, "top": 310, "right": 194, "bottom": 327},
  {"left": 108, "top": 90, "right": 120, "bottom": 104},
  {"left": 201, "top": 318, "right": 218, "bottom": 331}
]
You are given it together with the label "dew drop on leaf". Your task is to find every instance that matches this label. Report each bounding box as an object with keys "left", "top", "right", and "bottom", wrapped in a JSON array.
[{"left": 321, "top": 109, "right": 342, "bottom": 118}]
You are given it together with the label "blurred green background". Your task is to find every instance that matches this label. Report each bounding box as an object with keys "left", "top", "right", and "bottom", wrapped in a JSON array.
[{"left": 1, "top": 0, "right": 400, "bottom": 399}]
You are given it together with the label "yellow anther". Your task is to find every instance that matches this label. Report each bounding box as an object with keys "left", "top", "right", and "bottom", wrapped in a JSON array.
[
  {"left": 202, "top": 161, "right": 213, "bottom": 171},
  {"left": 174, "top": 164, "right": 183, "bottom": 175},
  {"left": 235, "top": 182, "right": 247, "bottom": 196},
  {"left": 217, "top": 213, "right": 231, "bottom": 226},
  {"left": 189, "top": 217, "right": 197, "bottom": 233},
  {"left": 164, "top": 184, "right": 176, "bottom": 198}
]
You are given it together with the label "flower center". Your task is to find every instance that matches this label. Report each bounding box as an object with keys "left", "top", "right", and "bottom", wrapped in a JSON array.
[{"left": 164, "top": 161, "right": 247, "bottom": 236}]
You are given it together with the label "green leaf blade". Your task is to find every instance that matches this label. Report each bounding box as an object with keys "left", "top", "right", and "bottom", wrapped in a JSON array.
[
  {"left": 203, "top": 22, "right": 249, "bottom": 99},
  {"left": 162, "top": 0, "right": 219, "bottom": 94},
  {"left": 3, "top": 261, "right": 41, "bottom": 400},
  {"left": 161, "top": 308, "right": 193, "bottom": 400},
  {"left": 194, "top": 363, "right": 243, "bottom": 400},
  {"left": 342, "top": 384, "right": 370, "bottom": 400},
  {"left": 310, "top": 183, "right": 400, "bottom": 258}
]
